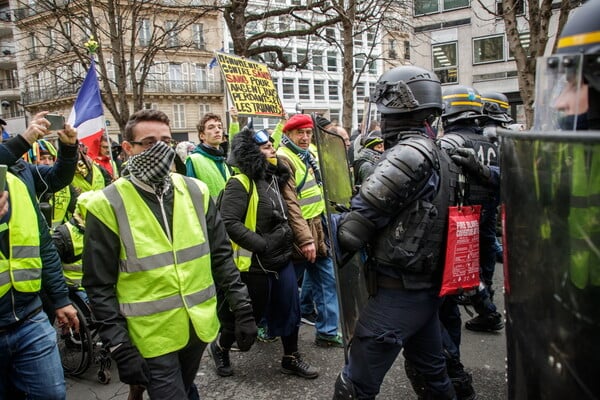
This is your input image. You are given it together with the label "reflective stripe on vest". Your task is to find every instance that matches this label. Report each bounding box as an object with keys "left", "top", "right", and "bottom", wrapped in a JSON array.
[
  {"left": 229, "top": 174, "right": 258, "bottom": 272},
  {"left": 62, "top": 221, "right": 84, "bottom": 288},
  {"left": 82, "top": 174, "right": 219, "bottom": 357},
  {"left": 187, "top": 153, "right": 230, "bottom": 200},
  {"left": 568, "top": 145, "right": 600, "bottom": 289},
  {"left": 72, "top": 164, "right": 105, "bottom": 193},
  {"left": 0, "top": 174, "right": 42, "bottom": 297},
  {"left": 277, "top": 146, "right": 325, "bottom": 219}
]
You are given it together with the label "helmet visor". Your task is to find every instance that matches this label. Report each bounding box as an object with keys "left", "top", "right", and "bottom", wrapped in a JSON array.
[{"left": 533, "top": 54, "right": 587, "bottom": 131}]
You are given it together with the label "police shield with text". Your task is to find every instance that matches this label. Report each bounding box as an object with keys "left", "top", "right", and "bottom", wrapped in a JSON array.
[
  {"left": 332, "top": 66, "right": 460, "bottom": 400},
  {"left": 500, "top": 1, "right": 600, "bottom": 398}
]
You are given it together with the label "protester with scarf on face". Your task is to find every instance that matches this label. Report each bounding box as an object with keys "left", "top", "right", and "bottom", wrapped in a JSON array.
[
  {"left": 81, "top": 109, "right": 256, "bottom": 400},
  {"left": 209, "top": 127, "right": 319, "bottom": 379}
]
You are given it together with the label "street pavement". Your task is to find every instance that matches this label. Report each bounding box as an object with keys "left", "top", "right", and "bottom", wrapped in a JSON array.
[{"left": 66, "top": 264, "right": 507, "bottom": 400}]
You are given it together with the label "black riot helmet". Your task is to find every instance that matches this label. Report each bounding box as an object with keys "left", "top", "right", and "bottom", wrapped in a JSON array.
[
  {"left": 441, "top": 85, "right": 486, "bottom": 126},
  {"left": 370, "top": 66, "right": 442, "bottom": 143},
  {"left": 481, "top": 91, "right": 514, "bottom": 125},
  {"left": 370, "top": 66, "right": 442, "bottom": 115},
  {"left": 534, "top": 1, "right": 600, "bottom": 130}
]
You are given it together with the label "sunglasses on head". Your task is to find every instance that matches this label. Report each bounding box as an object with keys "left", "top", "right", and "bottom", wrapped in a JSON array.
[{"left": 253, "top": 129, "right": 270, "bottom": 145}]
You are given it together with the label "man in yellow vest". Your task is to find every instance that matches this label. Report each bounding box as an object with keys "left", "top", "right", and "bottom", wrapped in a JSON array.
[
  {"left": 277, "top": 113, "right": 342, "bottom": 347},
  {"left": 81, "top": 109, "right": 256, "bottom": 399},
  {"left": 0, "top": 112, "right": 80, "bottom": 399},
  {"left": 186, "top": 112, "right": 231, "bottom": 200}
]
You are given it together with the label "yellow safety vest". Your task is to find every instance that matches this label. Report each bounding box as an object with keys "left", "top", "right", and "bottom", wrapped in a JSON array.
[
  {"left": 0, "top": 174, "right": 42, "bottom": 297},
  {"left": 61, "top": 220, "right": 84, "bottom": 289},
  {"left": 227, "top": 174, "right": 258, "bottom": 272},
  {"left": 51, "top": 185, "right": 71, "bottom": 227},
  {"left": 81, "top": 173, "right": 219, "bottom": 357},
  {"left": 277, "top": 146, "right": 325, "bottom": 219},
  {"left": 72, "top": 164, "right": 105, "bottom": 193},
  {"left": 187, "top": 153, "right": 230, "bottom": 200},
  {"left": 568, "top": 145, "right": 600, "bottom": 289}
]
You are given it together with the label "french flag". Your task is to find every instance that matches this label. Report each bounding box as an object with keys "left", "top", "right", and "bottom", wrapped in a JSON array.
[{"left": 67, "top": 58, "right": 105, "bottom": 158}]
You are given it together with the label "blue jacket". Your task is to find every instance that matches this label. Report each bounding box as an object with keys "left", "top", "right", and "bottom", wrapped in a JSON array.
[{"left": 0, "top": 135, "right": 78, "bottom": 327}]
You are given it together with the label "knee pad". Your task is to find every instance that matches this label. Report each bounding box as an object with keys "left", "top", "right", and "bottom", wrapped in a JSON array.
[{"left": 332, "top": 372, "right": 358, "bottom": 400}]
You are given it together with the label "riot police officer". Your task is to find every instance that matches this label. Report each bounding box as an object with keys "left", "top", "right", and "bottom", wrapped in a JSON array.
[
  {"left": 438, "top": 85, "right": 504, "bottom": 334},
  {"left": 501, "top": 1, "right": 600, "bottom": 398},
  {"left": 480, "top": 91, "right": 514, "bottom": 140},
  {"left": 332, "top": 66, "right": 458, "bottom": 400}
]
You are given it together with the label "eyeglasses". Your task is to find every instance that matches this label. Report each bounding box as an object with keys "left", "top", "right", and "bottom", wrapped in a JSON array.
[
  {"left": 129, "top": 136, "right": 172, "bottom": 148},
  {"left": 253, "top": 129, "right": 270, "bottom": 146}
]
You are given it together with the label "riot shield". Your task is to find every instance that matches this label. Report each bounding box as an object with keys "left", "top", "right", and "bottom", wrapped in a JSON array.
[
  {"left": 499, "top": 129, "right": 600, "bottom": 399},
  {"left": 313, "top": 120, "right": 369, "bottom": 360}
]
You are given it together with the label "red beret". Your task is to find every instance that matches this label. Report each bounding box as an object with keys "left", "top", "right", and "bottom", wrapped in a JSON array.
[{"left": 283, "top": 114, "right": 314, "bottom": 132}]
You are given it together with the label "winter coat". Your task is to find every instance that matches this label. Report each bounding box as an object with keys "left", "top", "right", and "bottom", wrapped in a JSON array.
[{"left": 220, "top": 131, "right": 294, "bottom": 272}]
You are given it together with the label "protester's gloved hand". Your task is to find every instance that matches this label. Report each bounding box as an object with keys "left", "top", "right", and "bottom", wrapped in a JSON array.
[
  {"left": 450, "top": 148, "right": 491, "bottom": 181},
  {"left": 110, "top": 342, "right": 151, "bottom": 386},
  {"left": 234, "top": 304, "right": 257, "bottom": 352}
]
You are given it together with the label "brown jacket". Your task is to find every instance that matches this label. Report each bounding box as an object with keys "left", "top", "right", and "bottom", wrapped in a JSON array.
[{"left": 278, "top": 154, "right": 329, "bottom": 258}]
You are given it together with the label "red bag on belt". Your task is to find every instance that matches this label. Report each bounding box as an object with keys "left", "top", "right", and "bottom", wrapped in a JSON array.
[{"left": 439, "top": 205, "right": 481, "bottom": 297}]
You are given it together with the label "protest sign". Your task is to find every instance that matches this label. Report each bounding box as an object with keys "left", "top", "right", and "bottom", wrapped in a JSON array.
[{"left": 215, "top": 52, "right": 284, "bottom": 117}]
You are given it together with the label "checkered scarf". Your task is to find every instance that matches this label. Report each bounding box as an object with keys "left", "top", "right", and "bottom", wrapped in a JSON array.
[
  {"left": 281, "top": 135, "right": 322, "bottom": 186},
  {"left": 126, "top": 141, "right": 175, "bottom": 195}
]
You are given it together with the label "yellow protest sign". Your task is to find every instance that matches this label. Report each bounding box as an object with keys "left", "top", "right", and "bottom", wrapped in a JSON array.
[{"left": 215, "top": 52, "right": 284, "bottom": 117}]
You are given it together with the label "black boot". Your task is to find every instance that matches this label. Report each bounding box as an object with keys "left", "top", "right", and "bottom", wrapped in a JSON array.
[
  {"left": 332, "top": 372, "right": 358, "bottom": 400},
  {"left": 405, "top": 359, "right": 427, "bottom": 398},
  {"left": 446, "top": 357, "right": 477, "bottom": 400},
  {"left": 208, "top": 341, "right": 233, "bottom": 377},
  {"left": 465, "top": 312, "right": 504, "bottom": 332},
  {"left": 281, "top": 352, "right": 319, "bottom": 379}
]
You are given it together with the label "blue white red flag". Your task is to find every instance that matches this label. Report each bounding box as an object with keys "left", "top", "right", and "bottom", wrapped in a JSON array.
[{"left": 67, "top": 58, "right": 105, "bottom": 155}]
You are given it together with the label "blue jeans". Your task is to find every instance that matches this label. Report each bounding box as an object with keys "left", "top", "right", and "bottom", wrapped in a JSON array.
[
  {"left": 343, "top": 288, "right": 453, "bottom": 399},
  {"left": 0, "top": 310, "right": 66, "bottom": 399},
  {"left": 294, "top": 256, "right": 340, "bottom": 336}
]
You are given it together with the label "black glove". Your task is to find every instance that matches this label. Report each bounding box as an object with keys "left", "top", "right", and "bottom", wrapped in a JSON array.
[
  {"left": 111, "top": 342, "right": 151, "bottom": 386},
  {"left": 337, "top": 211, "right": 376, "bottom": 253},
  {"left": 233, "top": 304, "right": 257, "bottom": 352},
  {"left": 450, "top": 148, "right": 491, "bottom": 182}
]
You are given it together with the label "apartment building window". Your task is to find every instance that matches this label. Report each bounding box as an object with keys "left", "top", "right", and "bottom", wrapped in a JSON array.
[
  {"left": 432, "top": 42, "right": 458, "bottom": 84},
  {"left": 354, "top": 31, "right": 363, "bottom": 47},
  {"left": 297, "top": 48, "right": 308, "bottom": 65},
  {"left": 144, "top": 103, "right": 158, "bottom": 110},
  {"left": 199, "top": 104, "right": 211, "bottom": 116},
  {"left": 299, "top": 79, "right": 310, "bottom": 100},
  {"left": 195, "top": 65, "right": 207, "bottom": 90},
  {"left": 328, "top": 81, "right": 339, "bottom": 100},
  {"left": 354, "top": 56, "right": 365, "bottom": 73},
  {"left": 314, "top": 80, "right": 325, "bottom": 100},
  {"left": 282, "top": 78, "right": 295, "bottom": 99},
  {"left": 192, "top": 24, "right": 205, "bottom": 50},
  {"left": 29, "top": 33, "right": 37, "bottom": 59},
  {"left": 473, "top": 35, "right": 504, "bottom": 64},
  {"left": 415, "top": 0, "right": 469, "bottom": 15},
  {"left": 330, "top": 110, "right": 340, "bottom": 124},
  {"left": 497, "top": 0, "right": 524, "bottom": 16},
  {"left": 283, "top": 49, "right": 292, "bottom": 64},
  {"left": 388, "top": 39, "right": 397, "bottom": 59},
  {"left": 327, "top": 51, "right": 338, "bottom": 72},
  {"left": 367, "top": 30, "right": 376, "bottom": 47},
  {"left": 508, "top": 32, "right": 530, "bottom": 59},
  {"left": 166, "top": 21, "right": 179, "bottom": 48},
  {"left": 356, "top": 82, "right": 366, "bottom": 98},
  {"left": 404, "top": 40, "right": 410, "bottom": 60},
  {"left": 369, "top": 60, "right": 377, "bottom": 74},
  {"left": 325, "top": 28, "right": 336, "bottom": 42},
  {"left": 172, "top": 104, "right": 185, "bottom": 129},
  {"left": 169, "top": 63, "right": 184, "bottom": 90},
  {"left": 139, "top": 18, "right": 151, "bottom": 46},
  {"left": 312, "top": 50, "right": 323, "bottom": 71}
]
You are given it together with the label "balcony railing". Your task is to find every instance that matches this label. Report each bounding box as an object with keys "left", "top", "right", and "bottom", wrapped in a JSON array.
[{"left": 22, "top": 79, "right": 224, "bottom": 104}]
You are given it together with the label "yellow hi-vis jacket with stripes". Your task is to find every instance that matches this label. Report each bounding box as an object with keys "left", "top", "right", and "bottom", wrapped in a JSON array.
[
  {"left": 61, "top": 220, "right": 84, "bottom": 288},
  {"left": 277, "top": 146, "right": 325, "bottom": 220},
  {"left": 0, "top": 174, "right": 42, "bottom": 297},
  {"left": 228, "top": 174, "right": 258, "bottom": 272},
  {"left": 81, "top": 173, "right": 219, "bottom": 358},
  {"left": 72, "top": 163, "right": 105, "bottom": 193}
]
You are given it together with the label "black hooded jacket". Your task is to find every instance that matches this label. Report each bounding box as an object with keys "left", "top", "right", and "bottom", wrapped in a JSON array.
[{"left": 219, "top": 130, "right": 293, "bottom": 272}]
